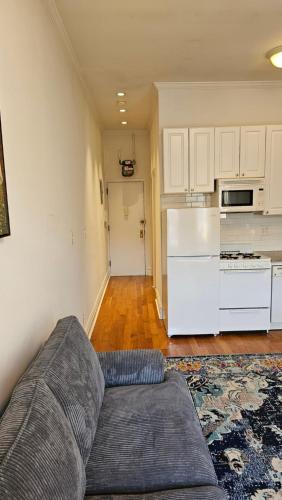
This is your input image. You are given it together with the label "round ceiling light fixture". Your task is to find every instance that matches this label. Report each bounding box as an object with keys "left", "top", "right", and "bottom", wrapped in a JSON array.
[
  {"left": 121, "top": 121, "right": 127, "bottom": 125},
  {"left": 266, "top": 46, "right": 282, "bottom": 68},
  {"left": 117, "top": 91, "right": 126, "bottom": 97},
  {"left": 119, "top": 108, "right": 127, "bottom": 113}
]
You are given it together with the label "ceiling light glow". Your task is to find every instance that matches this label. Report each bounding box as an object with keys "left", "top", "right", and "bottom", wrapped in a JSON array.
[
  {"left": 117, "top": 91, "right": 126, "bottom": 97},
  {"left": 266, "top": 46, "right": 282, "bottom": 68},
  {"left": 121, "top": 121, "right": 127, "bottom": 125},
  {"left": 119, "top": 108, "right": 127, "bottom": 113}
]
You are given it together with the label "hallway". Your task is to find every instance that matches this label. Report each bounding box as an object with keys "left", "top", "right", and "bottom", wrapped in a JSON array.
[{"left": 91, "top": 277, "right": 282, "bottom": 356}]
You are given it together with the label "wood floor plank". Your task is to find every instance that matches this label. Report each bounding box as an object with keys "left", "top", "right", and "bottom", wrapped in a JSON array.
[{"left": 91, "top": 276, "right": 282, "bottom": 356}]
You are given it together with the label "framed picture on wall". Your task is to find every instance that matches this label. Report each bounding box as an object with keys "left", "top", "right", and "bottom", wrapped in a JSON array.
[{"left": 0, "top": 116, "right": 11, "bottom": 238}]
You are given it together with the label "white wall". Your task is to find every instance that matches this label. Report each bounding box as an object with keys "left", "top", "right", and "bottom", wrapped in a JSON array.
[
  {"left": 0, "top": 0, "right": 108, "bottom": 408},
  {"left": 154, "top": 81, "right": 282, "bottom": 310},
  {"left": 157, "top": 82, "right": 282, "bottom": 128},
  {"left": 221, "top": 213, "right": 282, "bottom": 252},
  {"left": 103, "top": 130, "right": 152, "bottom": 274},
  {"left": 150, "top": 92, "right": 163, "bottom": 316}
]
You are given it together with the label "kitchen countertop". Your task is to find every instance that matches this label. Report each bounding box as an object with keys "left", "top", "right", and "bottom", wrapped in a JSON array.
[{"left": 259, "top": 251, "right": 282, "bottom": 264}]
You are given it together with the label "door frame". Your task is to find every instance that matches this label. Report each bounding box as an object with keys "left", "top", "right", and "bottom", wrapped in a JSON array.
[{"left": 106, "top": 179, "right": 147, "bottom": 276}]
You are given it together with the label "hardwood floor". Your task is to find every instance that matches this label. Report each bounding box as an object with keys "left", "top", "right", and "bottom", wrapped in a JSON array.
[{"left": 91, "top": 276, "right": 282, "bottom": 356}]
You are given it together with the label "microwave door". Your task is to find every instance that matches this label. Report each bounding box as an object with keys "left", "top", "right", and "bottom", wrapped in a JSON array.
[{"left": 222, "top": 189, "right": 253, "bottom": 208}]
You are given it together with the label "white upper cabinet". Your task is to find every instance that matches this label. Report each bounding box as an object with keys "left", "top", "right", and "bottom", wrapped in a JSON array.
[
  {"left": 215, "top": 127, "right": 240, "bottom": 179},
  {"left": 240, "top": 126, "right": 266, "bottom": 178},
  {"left": 264, "top": 125, "right": 282, "bottom": 215},
  {"left": 163, "top": 128, "right": 189, "bottom": 193},
  {"left": 189, "top": 128, "right": 215, "bottom": 193}
]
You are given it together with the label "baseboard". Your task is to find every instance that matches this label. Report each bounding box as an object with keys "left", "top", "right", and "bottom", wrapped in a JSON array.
[
  {"left": 85, "top": 271, "right": 110, "bottom": 339},
  {"left": 155, "top": 288, "right": 164, "bottom": 320}
]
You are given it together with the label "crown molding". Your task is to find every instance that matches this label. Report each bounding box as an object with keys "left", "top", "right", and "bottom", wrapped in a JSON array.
[
  {"left": 154, "top": 81, "right": 282, "bottom": 91},
  {"left": 46, "top": 0, "right": 101, "bottom": 124}
]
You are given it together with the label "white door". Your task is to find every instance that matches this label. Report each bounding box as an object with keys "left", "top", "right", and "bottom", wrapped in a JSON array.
[
  {"left": 189, "top": 128, "right": 215, "bottom": 193},
  {"left": 215, "top": 127, "right": 240, "bottom": 179},
  {"left": 265, "top": 125, "right": 282, "bottom": 215},
  {"left": 167, "top": 256, "right": 219, "bottom": 336},
  {"left": 108, "top": 182, "right": 146, "bottom": 276},
  {"left": 163, "top": 128, "right": 189, "bottom": 194},
  {"left": 240, "top": 126, "right": 266, "bottom": 178}
]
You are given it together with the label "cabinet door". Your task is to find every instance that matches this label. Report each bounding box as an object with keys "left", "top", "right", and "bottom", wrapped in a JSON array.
[
  {"left": 265, "top": 125, "right": 282, "bottom": 215},
  {"left": 189, "top": 128, "right": 215, "bottom": 193},
  {"left": 215, "top": 127, "right": 240, "bottom": 179},
  {"left": 240, "top": 126, "right": 266, "bottom": 178},
  {"left": 163, "top": 128, "right": 189, "bottom": 193}
]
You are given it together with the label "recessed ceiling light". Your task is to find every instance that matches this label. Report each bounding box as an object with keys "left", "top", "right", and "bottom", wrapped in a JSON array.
[
  {"left": 117, "top": 100, "right": 126, "bottom": 106},
  {"left": 117, "top": 91, "right": 126, "bottom": 97},
  {"left": 266, "top": 46, "right": 282, "bottom": 68},
  {"left": 121, "top": 121, "right": 127, "bottom": 125},
  {"left": 119, "top": 108, "right": 127, "bottom": 113}
]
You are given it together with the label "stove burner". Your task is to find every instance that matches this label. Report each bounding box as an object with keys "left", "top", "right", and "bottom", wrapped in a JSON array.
[{"left": 220, "top": 252, "right": 261, "bottom": 260}]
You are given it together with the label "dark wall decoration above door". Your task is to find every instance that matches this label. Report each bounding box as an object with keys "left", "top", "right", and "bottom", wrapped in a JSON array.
[{"left": 0, "top": 116, "right": 10, "bottom": 238}]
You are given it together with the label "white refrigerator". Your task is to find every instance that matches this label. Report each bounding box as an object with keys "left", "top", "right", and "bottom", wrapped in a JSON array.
[{"left": 162, "top": 208, "right": 220, "bottom": 337}]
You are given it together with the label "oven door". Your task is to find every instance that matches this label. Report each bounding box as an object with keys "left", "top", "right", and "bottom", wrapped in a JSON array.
[
  {"left": 220, "top": 268, "right": 271, "bottom": 308},
  {"left": 221, "top": 188, "right": 254, "bottom": 212}
]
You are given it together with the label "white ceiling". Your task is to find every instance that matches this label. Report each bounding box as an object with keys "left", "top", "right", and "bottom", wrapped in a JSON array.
[{"left": 55, "top": 0, "right": 282, "bottom": 129}]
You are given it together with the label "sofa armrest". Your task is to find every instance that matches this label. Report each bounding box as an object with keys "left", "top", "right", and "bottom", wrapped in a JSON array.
[{"left": 97, "top": 349, "right": 165, "bottom": 387}]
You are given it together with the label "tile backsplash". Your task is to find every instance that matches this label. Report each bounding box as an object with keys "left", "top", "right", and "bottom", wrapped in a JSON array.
[
  {"left": 221, "top": 213, "right": 282, "bottom": 252},
  {"left": 161, "top": 193, "right": 211, "bottom": 209}
]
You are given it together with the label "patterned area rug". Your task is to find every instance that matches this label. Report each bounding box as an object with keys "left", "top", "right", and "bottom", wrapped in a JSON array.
[{"left": 166, "top": 353, "right": 282, "bottom": 500}]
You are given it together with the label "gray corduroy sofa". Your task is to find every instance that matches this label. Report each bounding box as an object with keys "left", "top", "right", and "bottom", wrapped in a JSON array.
[{"left": 0, "top": 316, "right": 226, "bottom": 499}]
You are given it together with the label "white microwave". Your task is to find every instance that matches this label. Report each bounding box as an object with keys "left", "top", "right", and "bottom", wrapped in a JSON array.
[{"left": 215, "top": 179, "right": 265, "bottom": 213}]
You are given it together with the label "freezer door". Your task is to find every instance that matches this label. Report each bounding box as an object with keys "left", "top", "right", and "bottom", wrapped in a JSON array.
[
  {"left": 167, "top": 208, "right": 220, "bottom": 256},
  {"left": 167, "top": 256, "right": 219, "bottom": 336}
]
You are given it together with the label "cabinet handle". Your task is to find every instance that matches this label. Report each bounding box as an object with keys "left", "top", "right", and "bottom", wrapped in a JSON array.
[
  {"left": 184, "top": 188, "right": 188, "bottom": 192},
  {"left": 236, "top": 173, "right": 239, "bottom": 177},
  {"left": 191, "top": 188, "right": 194, "bottom": 192},
  {"left": 242, "top": 173, "right": 245, "bottom": 176}
]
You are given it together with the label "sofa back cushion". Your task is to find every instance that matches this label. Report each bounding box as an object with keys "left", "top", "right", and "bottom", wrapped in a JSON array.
[
  {"left": 0, "top": 379, "right": 85, "bottom": 500},
  {"left": 22, "top": 316, "right": 105, "bottom": 463}
]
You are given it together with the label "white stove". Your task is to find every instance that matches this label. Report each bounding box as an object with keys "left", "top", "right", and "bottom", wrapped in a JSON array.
[
  {"left": 219, "top": 251, "right": 271, "bottom": 333},
  {"left": 220, "top": 251, "right": 271, "bottom": 270}
]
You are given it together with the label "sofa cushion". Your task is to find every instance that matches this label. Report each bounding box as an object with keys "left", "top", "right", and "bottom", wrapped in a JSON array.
[
  {"left": 97, "top": 350, "right": 165, "bottom": 387},
  {"left": 0, "top": 379, "right": 85, "bottom": 500},
  {"left": 85, "top": 485, "right": 226, "bottom": 499},
  {"left": 22, "top": 316, "right": 105, "bottom": 463},
  {"left": 85, "top": 371, "right": 218, "bottom": 495}
]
